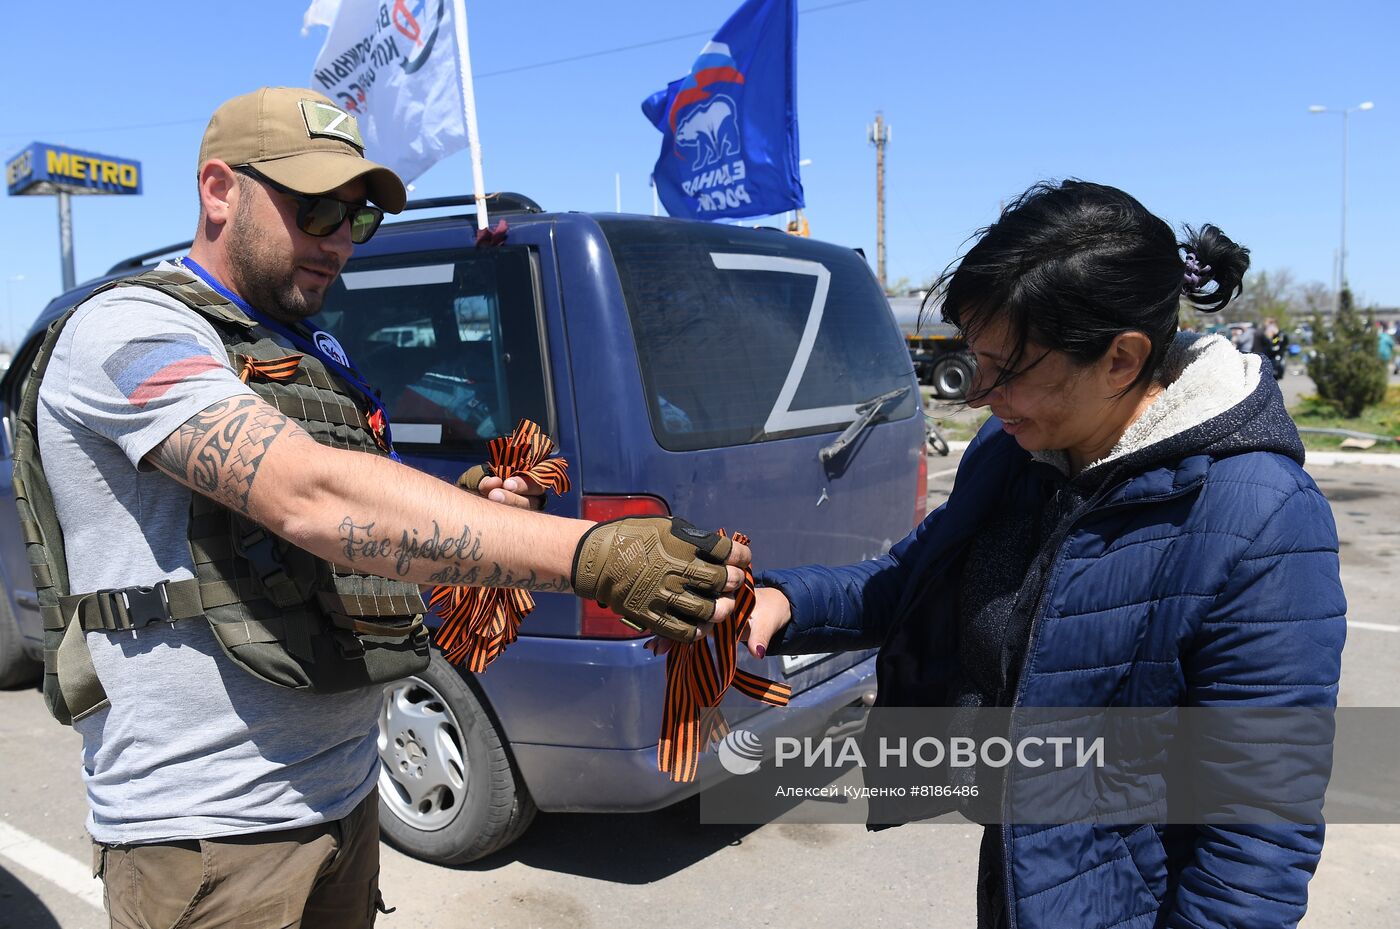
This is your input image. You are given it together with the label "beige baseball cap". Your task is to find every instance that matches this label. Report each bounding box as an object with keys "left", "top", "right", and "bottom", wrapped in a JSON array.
[{"left": 198, "top": 86, "right": 406, "bottom": 213}]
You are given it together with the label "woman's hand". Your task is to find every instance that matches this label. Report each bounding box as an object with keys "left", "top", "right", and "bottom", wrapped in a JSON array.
[{"left": 744, "top": 586, "right": 792, "bottom": 659}]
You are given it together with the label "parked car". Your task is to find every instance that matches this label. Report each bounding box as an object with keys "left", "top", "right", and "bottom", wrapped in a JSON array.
[{"left": 0, "top": 195, "right": 924, "bottom": 864}]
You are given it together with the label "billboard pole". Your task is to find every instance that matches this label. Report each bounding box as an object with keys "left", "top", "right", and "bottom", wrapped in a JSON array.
[
  {"left": 57, "top": 191, "right": 75, "bottom": 291},
  {"left": 8, "top": 142, "right": 141, "bottom": 293}
]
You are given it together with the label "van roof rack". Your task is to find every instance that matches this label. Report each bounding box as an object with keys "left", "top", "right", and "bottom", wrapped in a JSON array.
[
  {"left": 105, "top": 192, "right": 546, "bottom": 274},
  {"left": 106, "top": 241, "right": 194, "bottom": 274},
  {"left": 403, "top": 192, "right": 543, "bottom": 214}
]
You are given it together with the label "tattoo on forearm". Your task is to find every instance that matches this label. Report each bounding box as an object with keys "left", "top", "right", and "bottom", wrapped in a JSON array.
[
  {"left": 393, "top": 522, "right": 483, "bottom": 576},
  {"left": 338, "top": 518, "right": 392, "bottom": 561},
  {"left": 150, "top": 397, "right": 292, "bottom": 514},
  {"left": 336, "top": 517, "right": 568, "bottom": 591},
  {"left": 429, "top": 563, "right": 570, "bottom": 592},
  {"left": 480, "top": 565, "right": 571, "bottom": 593},
  {"left": 337, "top": 519, "right": 484, "bottom": 576}
]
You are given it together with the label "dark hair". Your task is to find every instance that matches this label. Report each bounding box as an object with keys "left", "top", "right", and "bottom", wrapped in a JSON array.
[{"left": 923, "top": 180, "right": 1250, "bottom": 398}]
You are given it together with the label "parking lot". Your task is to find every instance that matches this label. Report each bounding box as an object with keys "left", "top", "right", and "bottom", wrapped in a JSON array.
[{"left": 2, "top": 448, "right": 1398, "bottom": 929}]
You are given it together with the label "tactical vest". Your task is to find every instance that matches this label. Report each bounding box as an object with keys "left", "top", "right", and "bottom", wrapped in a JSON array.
[{"left": 14, "top": 267, "right": 430, "bottom": 725}]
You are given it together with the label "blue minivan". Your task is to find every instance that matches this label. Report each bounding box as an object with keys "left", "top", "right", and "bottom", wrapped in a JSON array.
[{"left": 0, "top": 196, "right": 926, "bottom": 864}]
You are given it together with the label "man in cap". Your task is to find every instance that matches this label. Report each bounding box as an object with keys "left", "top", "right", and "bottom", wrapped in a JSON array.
[{"left": 31, "top": 87, "right": 746, "bottom": 927}]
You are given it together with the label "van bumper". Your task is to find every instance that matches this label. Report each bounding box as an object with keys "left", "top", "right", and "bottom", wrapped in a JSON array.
[{"left": 499, "top": 651, "right": 877, "bottom": 813}]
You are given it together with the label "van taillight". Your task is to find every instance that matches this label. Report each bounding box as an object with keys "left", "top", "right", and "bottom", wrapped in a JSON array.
[
  {"left": 579, "top": 494, "right": 671, "bottom": 638},
  {"left": 915, "top": 448, "right": 929, "bottom": 527}
]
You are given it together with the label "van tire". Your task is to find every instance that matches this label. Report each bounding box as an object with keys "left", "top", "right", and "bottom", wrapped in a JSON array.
[
  {"left": 0, "top": 587, "right": 41, "bottom": 689},
  {"left": 932, "top": 353, "right": 974, "bottom": 400},
  {"left": 376, "top": 652, "right": 536, "bottom": 865}
]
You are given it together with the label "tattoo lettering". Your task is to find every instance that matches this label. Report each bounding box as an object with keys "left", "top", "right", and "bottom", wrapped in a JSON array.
[
  {"left": 428, "top": 564, "right": 482, "bottom": 585},
  {"left": 393, "top": 522, "right": 483, "bottom": 576},
  {"left": 480, "top": 564, "right": 571, "bottom": 593},
  {"left": 339, "top": 519, "right": 392, "bottom": 561},
  {"left": 430, "top": 562, "right": 568, "bottom": 591},
  {"left": 149, "top": 396, "right": 291, "bottom": 514},
  {"left": 333, "top": 518, "right": 568, "bottom": 591}
]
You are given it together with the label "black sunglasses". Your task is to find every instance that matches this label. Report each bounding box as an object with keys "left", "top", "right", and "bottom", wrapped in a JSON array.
[{"left": 235, "top": 165, "right": 385, "bottom": 244}]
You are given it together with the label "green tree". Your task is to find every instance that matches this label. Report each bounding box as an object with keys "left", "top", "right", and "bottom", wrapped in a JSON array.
[
  {"left": 1230, "top": 269, "right": 1299, "bottom": 331},
  {"left": 1307, "top": 288, "right": 1388, "bottom": 417}
]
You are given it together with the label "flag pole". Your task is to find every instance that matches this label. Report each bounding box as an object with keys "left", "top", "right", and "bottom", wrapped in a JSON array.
[{"left": 451, "top": 0, "right": 489, "bottom": 230}]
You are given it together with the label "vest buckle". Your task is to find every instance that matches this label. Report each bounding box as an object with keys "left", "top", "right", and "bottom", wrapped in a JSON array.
[{"left": 115, "top": 582, "right": 173, "bottom": 629}]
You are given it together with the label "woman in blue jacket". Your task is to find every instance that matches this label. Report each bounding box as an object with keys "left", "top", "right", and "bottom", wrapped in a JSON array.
[{"left": 745, "top": 181, "right": 1346, "bottom": 929}]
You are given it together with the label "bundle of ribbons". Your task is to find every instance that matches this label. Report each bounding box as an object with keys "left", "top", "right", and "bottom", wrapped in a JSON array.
[
  {"left": 430, "top": 420, "right": 571, "bottom": 671},
  {"left": 657, "top": 531, "right": 792, "bottom": 782},
  {"left": 430, "top": 420, "right": 790, "bottom": 781}
]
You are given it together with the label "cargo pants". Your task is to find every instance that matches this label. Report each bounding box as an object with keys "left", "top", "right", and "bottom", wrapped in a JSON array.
[{"left": 92, "top": 790, "right": 386, "bottom": 929}]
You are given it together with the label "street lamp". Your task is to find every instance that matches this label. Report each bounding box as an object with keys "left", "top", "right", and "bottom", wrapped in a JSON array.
[{"left": 1308, "top": 101, "right": 1374, "bottom": 299}]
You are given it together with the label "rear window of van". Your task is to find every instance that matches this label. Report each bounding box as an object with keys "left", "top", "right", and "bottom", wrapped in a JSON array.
[{"left": 599, "top": 219, "right": 916, "bottom": 452}]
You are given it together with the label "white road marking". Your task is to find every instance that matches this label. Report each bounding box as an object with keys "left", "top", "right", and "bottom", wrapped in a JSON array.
[
  {"left": 0, "top": 820, "right": 105, "bottom": 911},
  {"left": 928, "top": 467, "right": 960, "bottom": 481},
  {"left": 1348, "top": 620, "right": 1400, "bottom": 633}
]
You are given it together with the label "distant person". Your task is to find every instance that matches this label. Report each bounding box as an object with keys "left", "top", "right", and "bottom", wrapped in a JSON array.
[
  {"left": 1252, "top": 316, "right": 1287, "bottom": 379},
  {"left": 1377, "top": 320, "right": 1395, "bottom": 374},
  {"left": 737, "top": 181, "right": 1345, "bottom": 929}
]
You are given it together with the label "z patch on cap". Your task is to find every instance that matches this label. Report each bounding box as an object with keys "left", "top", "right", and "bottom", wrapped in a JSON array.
[{"left": 298, "top": 99, "right": 364, "bottom": 148}]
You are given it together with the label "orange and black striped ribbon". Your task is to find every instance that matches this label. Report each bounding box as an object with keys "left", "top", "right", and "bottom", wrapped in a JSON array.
[
  {"left": 431, "top": 419, "right": 571, "bottom": 672},
  {"left": 237, "top": 353, "right": 303, "bottom": 384},
  {"left": 658, "top": 531, "right": 792, "bottom": 783}
]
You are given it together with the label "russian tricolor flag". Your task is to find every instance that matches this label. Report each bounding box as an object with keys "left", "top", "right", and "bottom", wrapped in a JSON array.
[{"left": 102, "top": 336, "right": 224, "bottom": 408}]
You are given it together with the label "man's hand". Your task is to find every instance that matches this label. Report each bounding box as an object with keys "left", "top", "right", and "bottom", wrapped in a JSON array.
[
  {"left": 457, "top": 464, "right": 547, "bottom": 511},
  {"left": 571, "top": 517, "right": 751, "bottom": 642},
  {"left": 647, "top": 584, "right": 792, "bottom": 657}
]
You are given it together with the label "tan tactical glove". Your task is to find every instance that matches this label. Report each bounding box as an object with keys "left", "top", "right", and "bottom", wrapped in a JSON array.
[
  {"left": 571, "top": 517, "right": 733, "bottom": 642},
  {"left": 456, "top": 464, "right": 490, "bottom": 493}
]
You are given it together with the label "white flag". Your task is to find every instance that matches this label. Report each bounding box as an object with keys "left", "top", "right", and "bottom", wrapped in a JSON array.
[{"left": 305, "top": 0, "right": 468, "bottom": 184}]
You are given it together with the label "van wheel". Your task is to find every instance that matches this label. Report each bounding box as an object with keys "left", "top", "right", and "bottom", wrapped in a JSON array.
[
  {"left": 376, "top": 653, "right": 536, "bottom": 864},
  {"left": 0, "top": 587, "right": 41, "bottom": 689},
  {"left": 932, "top": 353, "right": 973, "bottom": 400}
]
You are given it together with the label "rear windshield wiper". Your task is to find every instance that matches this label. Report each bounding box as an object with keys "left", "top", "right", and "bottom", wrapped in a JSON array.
[{"left": 818, "top": 385, "right": 911, "bottom": 463}]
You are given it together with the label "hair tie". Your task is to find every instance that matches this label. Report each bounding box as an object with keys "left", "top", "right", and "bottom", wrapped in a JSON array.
[{"left": 1182, "top": 252, "right": 1212, "bottom": 292}]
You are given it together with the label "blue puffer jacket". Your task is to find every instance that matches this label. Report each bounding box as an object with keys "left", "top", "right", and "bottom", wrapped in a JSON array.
[{"left": 761, "top": 344, "right": 1346, "bottom": 929}]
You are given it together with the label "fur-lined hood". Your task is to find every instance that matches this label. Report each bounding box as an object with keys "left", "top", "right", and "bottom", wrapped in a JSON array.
[{"left": 1031, "top": 331, "right": 1304, "bottom": 480}]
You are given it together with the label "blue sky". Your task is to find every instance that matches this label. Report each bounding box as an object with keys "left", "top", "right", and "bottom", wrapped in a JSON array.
[{"left": 1, "top": 0, "right": 1396, "bottom": 347}]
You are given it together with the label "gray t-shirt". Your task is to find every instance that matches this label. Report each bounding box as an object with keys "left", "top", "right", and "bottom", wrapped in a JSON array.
[{"left": 37, "top": 265, "right": 381, "bottom": 844}]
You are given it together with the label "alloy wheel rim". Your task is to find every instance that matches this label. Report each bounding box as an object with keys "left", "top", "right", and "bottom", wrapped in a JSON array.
[{"left": 377, "top": 677, "right": 470, "bottom": 831}]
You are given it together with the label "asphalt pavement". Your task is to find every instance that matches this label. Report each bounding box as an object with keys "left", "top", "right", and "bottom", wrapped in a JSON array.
[{"left": 1, "top": 447, "right": 1398, "bottom": 929}]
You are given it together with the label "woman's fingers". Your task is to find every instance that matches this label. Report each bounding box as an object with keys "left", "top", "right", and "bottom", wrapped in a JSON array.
[{"left": 744, "top": 586, "right": 793, "bottom": 660}]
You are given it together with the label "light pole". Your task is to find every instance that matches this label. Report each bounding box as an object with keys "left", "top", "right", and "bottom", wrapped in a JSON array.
[
  {"left": 867, "top": 113, "right": 891, "bottom": 290},
  {"left": 1308, "top": 101, "right": 1374, "bottom": 299}
]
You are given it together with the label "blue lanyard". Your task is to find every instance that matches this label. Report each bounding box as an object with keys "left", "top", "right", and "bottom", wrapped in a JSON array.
[{"left": 178, "top": 257, "right": 400, "bottom": 461}]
